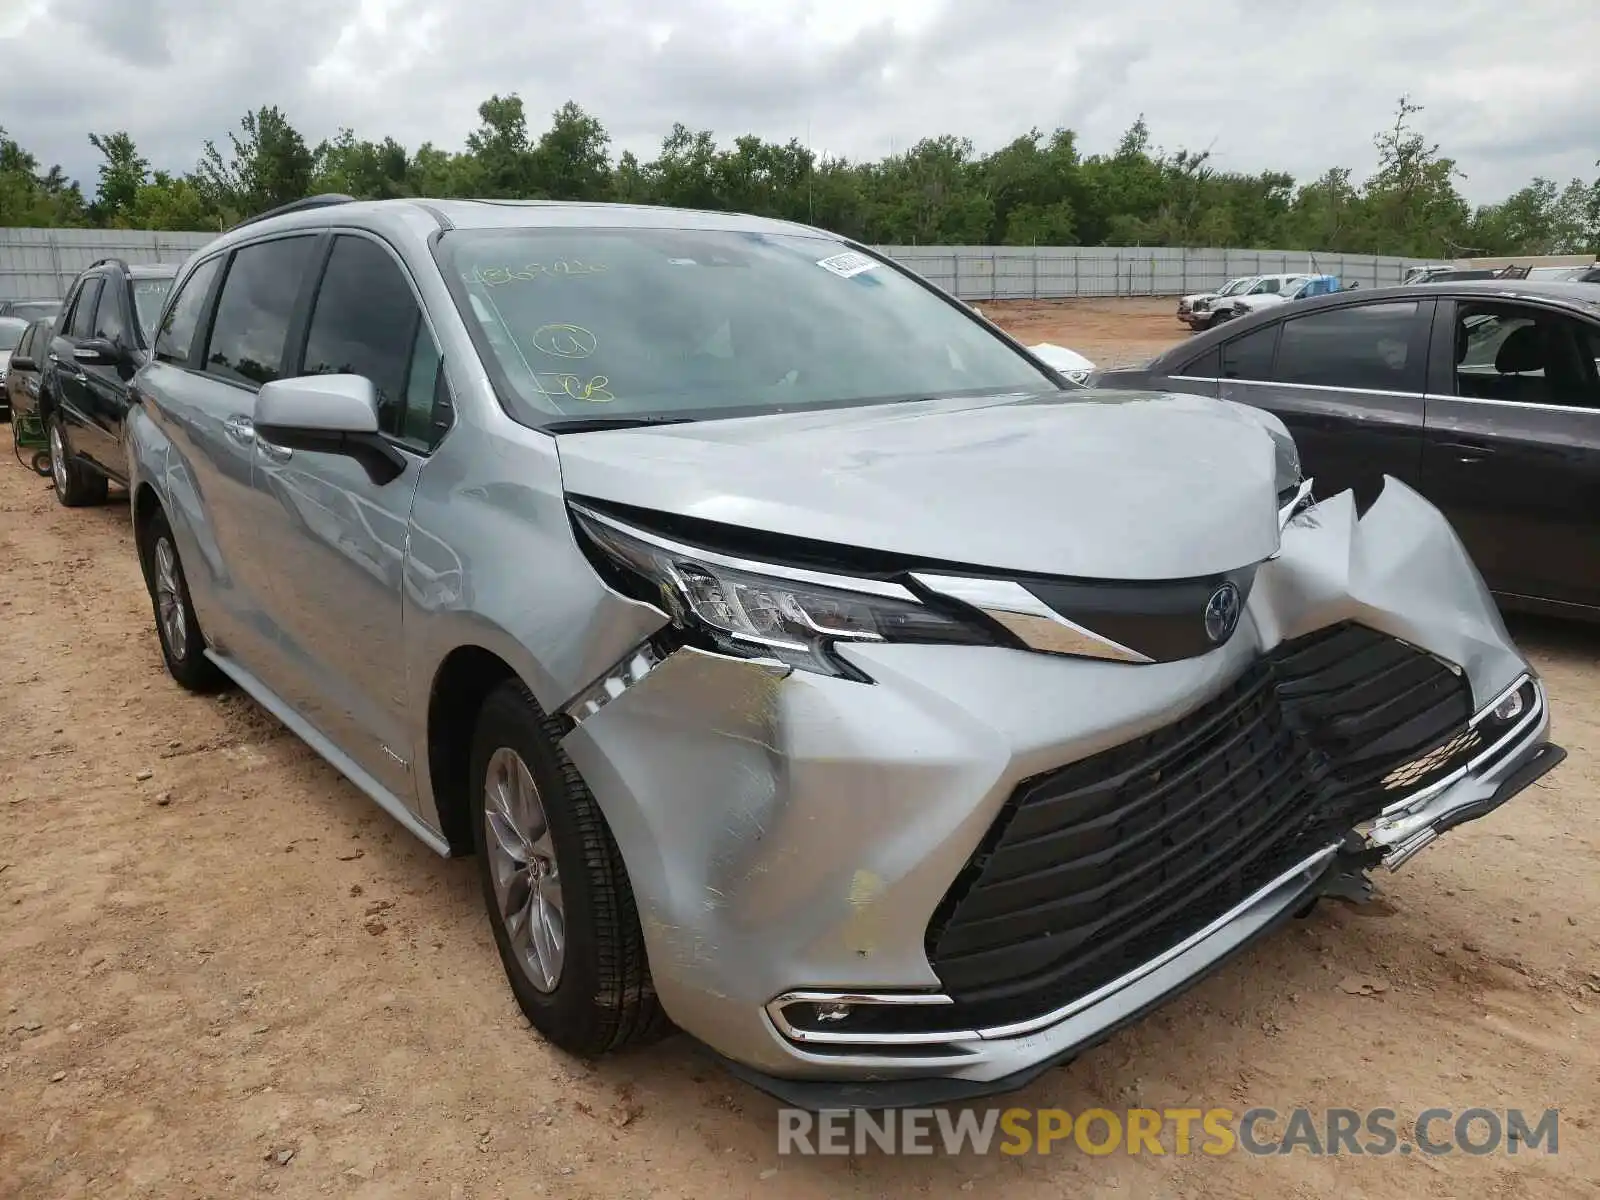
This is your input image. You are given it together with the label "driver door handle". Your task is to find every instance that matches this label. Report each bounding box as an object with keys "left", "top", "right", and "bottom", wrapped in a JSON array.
[{"left": 1438, "top": 440, "right": 1493, "bottom": 464}]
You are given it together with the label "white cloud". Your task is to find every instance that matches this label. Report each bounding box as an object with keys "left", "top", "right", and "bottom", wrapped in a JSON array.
[{"left": 2, "top": 0, "right": 1595, "bottom": 206}]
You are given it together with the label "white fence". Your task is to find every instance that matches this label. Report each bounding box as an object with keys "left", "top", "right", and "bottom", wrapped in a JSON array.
[
  {"left": 1, "top": 226, "right": 1431, "bottom": 302},
  {"left": 878, "top": 246, "right": 1431, "bottom": 300},
  {"left": 0, "top": 228, "right": 215, "bottom": 299}
]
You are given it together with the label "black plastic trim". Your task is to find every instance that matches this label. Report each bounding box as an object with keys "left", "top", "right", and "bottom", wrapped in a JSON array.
[
  {"left": 253, "top": 424, "right": 408, "bottom": 486},
  {"left": 705, "top": 851, "right": 1343, "bottom": 1112},
  {"left": 1434, "top": 742, "right": 1565, "bottom": 836},
  {"left": 1022, "top": 566, "right": 1258, "bottom": 662},
  {"left": 224, "top": 193, "right": 356, "bottom": 234}
]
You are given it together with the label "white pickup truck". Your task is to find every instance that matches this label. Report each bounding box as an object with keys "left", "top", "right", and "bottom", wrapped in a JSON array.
[{"left": 1176, "top": 276, "right": 1255, "bottom": 330}]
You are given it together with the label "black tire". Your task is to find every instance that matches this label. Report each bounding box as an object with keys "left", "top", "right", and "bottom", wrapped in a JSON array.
[
  {"left": 470, "top": 680, "right": 668, "bottom": 1056},
  {"left": 47, "top": 411, "right": 108, "bottom": 507},
  {"left": 141, "top": 508, "right": 230, "bottom": 693}
]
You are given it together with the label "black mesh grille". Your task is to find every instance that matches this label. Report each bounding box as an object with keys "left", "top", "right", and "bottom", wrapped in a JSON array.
[{"left": 921, "top": 623, "right": 1473, "bottom": 1031}]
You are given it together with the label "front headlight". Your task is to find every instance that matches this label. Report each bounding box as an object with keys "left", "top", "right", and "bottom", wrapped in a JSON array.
[{"left": 570, "top": 505, "right": 1000, "bottom": 678}]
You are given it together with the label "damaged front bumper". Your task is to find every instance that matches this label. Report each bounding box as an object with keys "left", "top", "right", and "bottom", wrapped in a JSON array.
[{"left": 555, "top": 478, "right": 1562, "bottom": 1108}]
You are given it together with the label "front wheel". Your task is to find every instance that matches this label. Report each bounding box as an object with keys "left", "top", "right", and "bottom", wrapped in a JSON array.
[
  {"left": 47, "top": 412, "right": 108, "bottom": 507},
  {"left": 470, "top": 680, "right": 668, "bottom": 1056},
  {"left": 142, "top": 509, "right": 230, "bottom": 693}
]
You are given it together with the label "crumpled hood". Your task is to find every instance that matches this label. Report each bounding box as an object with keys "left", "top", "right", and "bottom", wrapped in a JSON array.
[{"left": 555, "top": 391, "right": 1285, "bottom": 581}]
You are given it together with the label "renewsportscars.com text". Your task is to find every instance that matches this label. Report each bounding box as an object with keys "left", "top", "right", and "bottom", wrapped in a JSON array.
[{"left": 777, "top": 1106, "right": 1560, "bottom": 1157}]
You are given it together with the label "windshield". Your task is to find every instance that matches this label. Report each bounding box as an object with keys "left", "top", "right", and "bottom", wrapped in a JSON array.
[
  {"left": 1216, "top": 278, "right": 1252, "bottom": 296},
  {"left": 437, "top": 228, "right": 1058, "bottom": 426},
  {"left": 132, "top": 277, "right": 175, "bottom": 341},
  {"left": 0, "top": 319, "right": 25, "bottom": 352}
]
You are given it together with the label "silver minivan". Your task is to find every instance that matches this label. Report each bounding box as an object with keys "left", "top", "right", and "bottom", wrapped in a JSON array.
[{"left": 125, "top": 196, "right": 1561, "bottom": 1107}]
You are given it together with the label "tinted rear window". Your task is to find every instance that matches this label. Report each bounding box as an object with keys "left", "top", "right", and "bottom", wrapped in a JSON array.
[
  {"left": 1221, "top": 324, "right": 1278, "bottom": 380},
  {"left": 1275, "top": 302, "right": 1428, "bottom": 392}
]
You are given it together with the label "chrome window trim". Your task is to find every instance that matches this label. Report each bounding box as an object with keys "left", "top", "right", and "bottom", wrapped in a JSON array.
[
  {"left": 1224, "top": 377, "right": 1423, "bottom": 401},
  {"left": 1423, "top": 391, "right": 1600, "bottom": 416}
]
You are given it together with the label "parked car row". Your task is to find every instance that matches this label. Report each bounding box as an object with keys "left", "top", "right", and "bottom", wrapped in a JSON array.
[
  {"left": 1177, "top": 272, "right": 1347, "bottom": 331},
  {"left": 16, "top": 196, "right": 1562, "bottom": 1108}
]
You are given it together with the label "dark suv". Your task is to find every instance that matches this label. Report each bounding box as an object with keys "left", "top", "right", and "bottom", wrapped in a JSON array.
[{"left": 40, "top": 259, "right": 176, "bottom": 505}]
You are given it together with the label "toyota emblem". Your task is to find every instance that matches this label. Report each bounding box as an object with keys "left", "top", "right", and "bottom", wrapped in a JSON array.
[{"left": 1204, "top": 581, "right": 1242, "bottom": 644}]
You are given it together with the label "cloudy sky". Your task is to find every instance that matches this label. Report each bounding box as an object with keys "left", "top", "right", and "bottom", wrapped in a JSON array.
[{"left": 2, "top": 0, "right": 1595, "bottom": 206}]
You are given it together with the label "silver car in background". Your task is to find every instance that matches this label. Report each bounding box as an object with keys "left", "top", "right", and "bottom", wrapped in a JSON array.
[{"left": 124, "top": 197, "right": 1563, "bottom": 1107}]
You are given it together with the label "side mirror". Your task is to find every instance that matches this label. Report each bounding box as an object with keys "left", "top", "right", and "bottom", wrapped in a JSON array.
[
  {"left": 74, "top": 337, "right": 126, "bottom": 365},
  {"left": 253, "top": 374, "right": 406, "bottom": 486},
  {"left": 9, "top": 355, "right": 36, "bottom": 372}
]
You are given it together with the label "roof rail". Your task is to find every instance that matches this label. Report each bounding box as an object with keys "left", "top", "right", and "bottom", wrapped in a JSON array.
[
  {"left": 225, "top": 193, "right": 357, "bottom": 234},
  {"left": 87, "top": 256, "right": 131, "bottom": 273}
]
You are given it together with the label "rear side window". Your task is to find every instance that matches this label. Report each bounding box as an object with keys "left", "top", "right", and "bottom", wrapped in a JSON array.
[
  {"left": 299, "top": 235, "right": 446, "bottom": 449},
  {"left": 1275, "top": 301, "right": 1428, "bottom": 392},
  {"left": 204, "top": 236, "right": 318, "bottom": 388},
  {"left": 68, "top": 279, "right": 103, "bottom": 339},
  {"left": 1221, "top": 324, "right": 1278, "bottom": 380},
  {"left": 155, "top": 258, "right": 222, "bottom": 365},
  {"left": 1180, "top": 346, "right": 1221, "bottom": 377}
]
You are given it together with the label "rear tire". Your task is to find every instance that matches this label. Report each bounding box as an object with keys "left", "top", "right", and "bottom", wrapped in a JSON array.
[
  {"left": 47, "top": 412, "right": 108, "bottom": 507},
  {"left": 142, "top": 508, "right": 230, "bottom": 694},
  {"left": 470, "top": 680, "right": 668, "bottom": 1056}
]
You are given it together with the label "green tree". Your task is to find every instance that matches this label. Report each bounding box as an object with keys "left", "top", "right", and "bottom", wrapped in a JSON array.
[
  {"left": 530, "top": 101, "right": 613, "bottom": 200},
  {"left": 125, "top": 172, "right": 219, "bottom": 231},
  {"left": 0, "top": 127, "right": 89, "bottom": 226},
  {"left": 313, "top": 129, "right": 412, "bottom": 199},
  {"left": 1359, "top": 96, "right": 1471, "bottom": 256},
  {"left": 87, "top": 131, "right": 149, "bottom": 225},
  {"left": 195, "top": 106, "right": 315, "bottom": 221},
  {"left": 465, "top": 94, "right": 534, "bottom": 197}
]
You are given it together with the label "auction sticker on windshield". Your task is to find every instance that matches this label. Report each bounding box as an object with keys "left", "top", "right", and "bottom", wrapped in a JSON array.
[{"left": 817, "top": 251, "right": 878, "bottom": 278}]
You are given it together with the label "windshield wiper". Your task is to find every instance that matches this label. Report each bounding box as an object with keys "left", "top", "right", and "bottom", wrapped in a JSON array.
[{"left": 542, "top": 415, "right": 696, "bottom": 434}]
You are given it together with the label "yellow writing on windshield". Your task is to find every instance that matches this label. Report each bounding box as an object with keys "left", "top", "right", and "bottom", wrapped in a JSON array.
[
  {"left": 532, "top": 324, "right": 597, "bottom": 359},
  {"left": 533, "top": 373, "right": 614, "bottom": 403},
  {"left": 465, "top": 260, "right": 608, "bottom": 287}
]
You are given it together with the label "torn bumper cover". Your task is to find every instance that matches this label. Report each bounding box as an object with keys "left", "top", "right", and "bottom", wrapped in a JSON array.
[{"left": 555, "top": 478, "right": 1561, "bottom": 1109}]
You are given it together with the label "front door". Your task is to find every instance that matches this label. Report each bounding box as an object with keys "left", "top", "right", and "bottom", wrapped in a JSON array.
[
  {"left": 1218, "top": 298, "right": 1435, "bottom": 507},
  {"left": 1421, "top": 299, "right": 1600, "bottom": 610},
  {"left": 245, "top": 231, "right": 447, "bottom": 798},
  {"left": 77, "top": 274, "right": 141, "bottom": 478},
  {"left": 47, "top": 275, "right": 103, "bottom": 455}
]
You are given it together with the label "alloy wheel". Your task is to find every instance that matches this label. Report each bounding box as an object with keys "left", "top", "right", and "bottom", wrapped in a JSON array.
[
  {"left": 483, "top": 746, "right": 566, "bottom": 992},
  {"left": 153, "top": 536, "right": 188, "bottom": 661},
  {"left": 49, "top": 420, "right": 67, "bottom": 497}
]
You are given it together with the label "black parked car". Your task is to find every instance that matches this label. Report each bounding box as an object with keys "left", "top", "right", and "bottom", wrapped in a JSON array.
[
  {"left": 38, "top": 258, "right": 176, "bottom": 504},
  {"left": 3, "top": 316, "right": 53, "bottom": 423},
  {"left": 1093, "top": 280, "right": 1600, "bottom": 621}
]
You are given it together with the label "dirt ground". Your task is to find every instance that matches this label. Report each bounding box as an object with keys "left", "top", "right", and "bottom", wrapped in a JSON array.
[
  {"left": 978, "top": 296, "right": 1191, "bottom": 367},
  {"left": 3, "top": 299, "right": 1599, "bottom": 1199}
]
